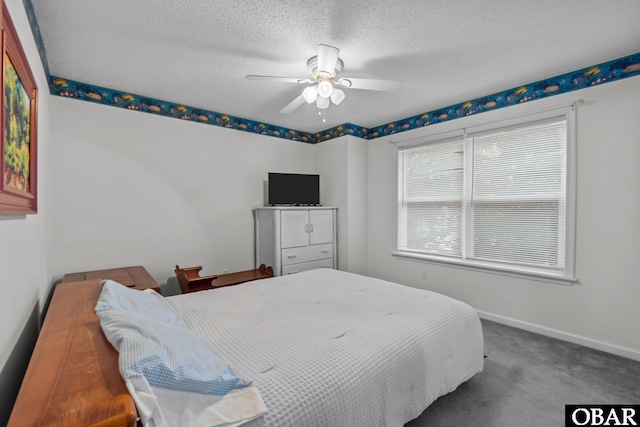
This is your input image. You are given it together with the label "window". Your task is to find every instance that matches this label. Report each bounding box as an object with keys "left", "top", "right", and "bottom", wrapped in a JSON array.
[{"left": 396, "top": 107, "right": 576, "bottom": 284}]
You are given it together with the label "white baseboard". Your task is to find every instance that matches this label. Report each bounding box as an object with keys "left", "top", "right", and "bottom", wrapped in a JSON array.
[{"left": 477, "top": 310, "right": 640, "bottom": 363}]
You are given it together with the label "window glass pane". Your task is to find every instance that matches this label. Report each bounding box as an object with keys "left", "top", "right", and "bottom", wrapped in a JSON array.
[
  {"left": 399, "top": 140, "right": 463, "bottom": 256},
  {"left": 472, "top": 201, "right": 563, "bottom": 267},
  {"left": 406, "top": 202, "right": 462, "bottom": 256},
  {"left": 404, "top": 141, "right": 463, "bottom": 201},
  {"left": 473, "top": 121, "right": 566, "bottom": 199}
]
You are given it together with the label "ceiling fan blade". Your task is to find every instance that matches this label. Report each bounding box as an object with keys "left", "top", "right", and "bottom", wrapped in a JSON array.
[
  {"left": 280, "top": 94, "right": 306, "bottom": 114},
  {"left": 245, "top": 75, "right": 313, "bottom": 84},
  {"left": 338, "top": 77, "right": 403, "bottom": 92},
  {"left": 317, "top": 44, "right": 340, "bottom": 77}
]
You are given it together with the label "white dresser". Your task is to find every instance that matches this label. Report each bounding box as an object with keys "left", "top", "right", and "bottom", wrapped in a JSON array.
[{"left": 254, "top": 207, "right": 337, "bottom": 276}]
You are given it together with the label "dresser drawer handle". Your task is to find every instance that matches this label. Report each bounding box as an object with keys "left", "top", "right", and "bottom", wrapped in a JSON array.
[
  {"left": 287, "top": 255, "right": 298, "bottom": 259},
  {"left": 320, "top": 250, "right": 330, "bottom": 254}
]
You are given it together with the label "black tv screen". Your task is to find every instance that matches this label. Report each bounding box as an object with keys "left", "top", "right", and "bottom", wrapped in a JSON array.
[{"left": 268, "top": 173, "right": 320, "bottom": 206}]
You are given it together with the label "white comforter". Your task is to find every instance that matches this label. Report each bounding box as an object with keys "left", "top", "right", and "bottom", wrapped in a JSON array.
[{"left": 167, "top": 268, "right": 484, "bottom": 427}]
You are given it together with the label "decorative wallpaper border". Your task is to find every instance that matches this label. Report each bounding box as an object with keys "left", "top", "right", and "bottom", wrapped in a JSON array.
[
  {"left": 20, "top": 0, "right": 640, "bottom": 144},
  {"left": 48, "top": 75, "right": 315, "bottom": 143},
  {"left": 358, "top": 52, "right": 640, "bottom": 141},
  {"left": 21, "top": 0, "right": 49, "bottom": 77}
]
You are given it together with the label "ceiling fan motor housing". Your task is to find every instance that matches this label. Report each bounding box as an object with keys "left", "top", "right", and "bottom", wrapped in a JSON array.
[{"left": 307, "top": 55, "right": 344, "bottom": 80}]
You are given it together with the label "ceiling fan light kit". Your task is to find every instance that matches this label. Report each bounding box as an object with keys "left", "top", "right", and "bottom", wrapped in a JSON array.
[
  {"left": 303, "top": 86, "right": 318, "bottom": 103},
  {"left": 317, "top": 80, "right": 333, "bottom": 98},
  {"left": 316, "top": 96, "right": 330, "bottom": 109},
  {"left": 330, "top": 88, "right": 345, "bottom": 105},
  {"left": 246, "top": 44, "right": 403, "bottom": 118}
]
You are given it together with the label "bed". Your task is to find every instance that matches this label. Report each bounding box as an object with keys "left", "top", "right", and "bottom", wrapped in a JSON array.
[{"left": 8, "top": 268, "right": 484, "bottom": 427}]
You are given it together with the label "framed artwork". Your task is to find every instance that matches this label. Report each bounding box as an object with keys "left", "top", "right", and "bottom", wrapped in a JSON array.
[{"left": 0, "top": 1, "right": 38, "bottom": 214}]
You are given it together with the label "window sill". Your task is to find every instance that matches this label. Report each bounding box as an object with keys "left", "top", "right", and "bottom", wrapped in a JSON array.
[{"left": 392, "top": 251, "right": 576, "bottom": 286}]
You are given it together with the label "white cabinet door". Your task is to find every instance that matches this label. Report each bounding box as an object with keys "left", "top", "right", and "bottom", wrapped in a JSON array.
[
  {"left": 280, "top": 210, "right": 309, "bottom": 248},
  {"left": 309, "top": 209, "right": 334, "bottom": 245}
]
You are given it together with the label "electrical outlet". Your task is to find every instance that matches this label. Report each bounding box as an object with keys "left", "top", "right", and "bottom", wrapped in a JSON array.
[{"left": 421, "top": 270, "right": 428, "bottom": 280}]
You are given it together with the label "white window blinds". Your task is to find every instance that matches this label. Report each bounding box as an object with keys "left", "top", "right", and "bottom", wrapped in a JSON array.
[
  {"left": 397, "top": 109, "right": 575, "bottom": 282},
  {"left": 469, "top": 119, "right": 566, "bottom": 270},
  {"left": 399, "top": 138, "right": 464, "bottom": 257}
]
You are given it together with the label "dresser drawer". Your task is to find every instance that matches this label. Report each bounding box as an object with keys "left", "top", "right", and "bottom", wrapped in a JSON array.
[
  {"left": 281, "top": 243, "right": 334, "bottom": 266},
  {"left": 281, "top": 258, "right": 334, "bottom": 275}
]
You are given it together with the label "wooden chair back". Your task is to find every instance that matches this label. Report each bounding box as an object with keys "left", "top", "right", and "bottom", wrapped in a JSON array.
[{"left": 174, "top": 265, "right": 217, "bottom": 294}]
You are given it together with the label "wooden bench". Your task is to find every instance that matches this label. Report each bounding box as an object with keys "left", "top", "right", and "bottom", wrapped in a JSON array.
[
  {"left": 175, "top": 264, "right": 273, "bottom": 293},
  {"left": 7, "top": 280, "right": 137, "bottom": 426}
]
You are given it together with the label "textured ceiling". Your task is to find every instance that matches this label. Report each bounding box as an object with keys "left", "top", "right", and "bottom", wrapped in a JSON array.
[{"left": 31, "top": 0, "right": 640, "bottom": 134}]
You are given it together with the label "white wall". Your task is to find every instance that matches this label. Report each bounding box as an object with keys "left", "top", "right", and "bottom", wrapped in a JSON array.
[
  {"left": 345, "top": 137, "right": 368, "bottom": 274},
  {"left": 0, "top": 0, "right": 54, "bottom": 423},
  {"left": 49, "top": 97, "right": 316, "bottom": 294},
  {"left": 314, "top": 135, "right": 368, "bottom": 274},
  {"left": 314, "top": 137, "right": 348, "bottom": 269},
  {"left": 366, "top": 75, "right": 640, "bottom": 359}
]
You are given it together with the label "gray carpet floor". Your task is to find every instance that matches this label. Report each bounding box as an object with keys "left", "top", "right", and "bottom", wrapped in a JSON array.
[{"left": 406, "top": 319, "right": 640, "bottom": 427}]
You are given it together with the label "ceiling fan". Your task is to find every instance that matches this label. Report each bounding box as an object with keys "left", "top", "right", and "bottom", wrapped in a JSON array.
[{"left": 245, "top": 44, "right": 403, "bottom": 116}]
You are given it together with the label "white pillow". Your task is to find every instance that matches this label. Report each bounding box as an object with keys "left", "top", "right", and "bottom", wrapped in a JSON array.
[
  {"left": 97, "top": 306, "right": 250, "bottom": 395},
  {"left": 96, "top": 279, "right": 184, "bottom": 325},
  {"left": 96, "top": 283, "right": 266, "bottom": 426}
]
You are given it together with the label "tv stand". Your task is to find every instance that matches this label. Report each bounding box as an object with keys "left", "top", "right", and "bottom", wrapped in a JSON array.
[{"left": 254, "top": 207, "right": 337, "bottom": 276}]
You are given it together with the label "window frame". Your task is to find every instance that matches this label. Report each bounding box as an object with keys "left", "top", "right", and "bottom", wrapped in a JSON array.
[{"left": 393, "top": 106, "right": 577, "bottom": 285}]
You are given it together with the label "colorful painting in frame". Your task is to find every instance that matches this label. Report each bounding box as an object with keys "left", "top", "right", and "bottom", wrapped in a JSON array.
[{"left": 0, "top": 1, "right": 38, "bottom": 214}]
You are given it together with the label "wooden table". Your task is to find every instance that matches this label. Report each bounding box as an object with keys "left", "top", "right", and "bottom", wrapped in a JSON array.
[{"left": 62, "top": 265, "right": 161, "bottom": 293}]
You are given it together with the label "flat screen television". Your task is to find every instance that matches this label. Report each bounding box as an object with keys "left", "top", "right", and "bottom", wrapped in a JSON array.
[{"left": 268, "top": 173, "right": 320, "bottom": 206}]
